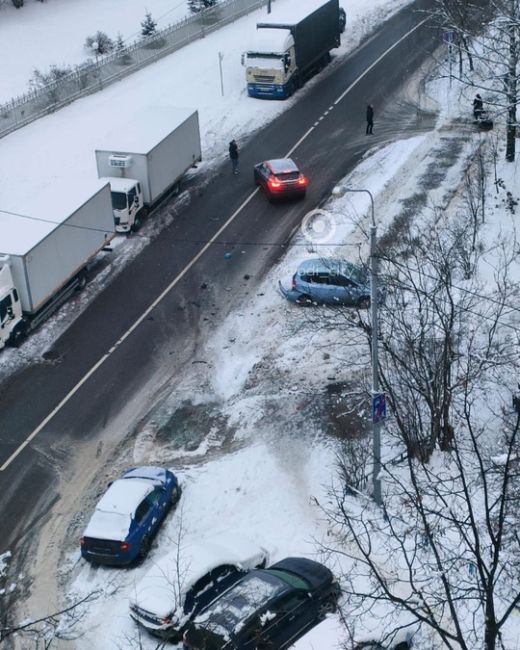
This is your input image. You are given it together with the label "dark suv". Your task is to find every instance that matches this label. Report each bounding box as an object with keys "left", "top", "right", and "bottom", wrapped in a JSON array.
[{"left": 182, "top": 557, "right": 340, "bottom": 650}]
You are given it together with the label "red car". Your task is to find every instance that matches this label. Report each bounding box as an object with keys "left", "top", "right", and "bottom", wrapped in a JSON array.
[{"left": 254, "top": 158, "right": 308, "bottom": 201}]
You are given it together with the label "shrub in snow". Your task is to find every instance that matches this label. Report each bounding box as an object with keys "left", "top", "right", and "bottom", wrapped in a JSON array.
[
  {"left": 85, "top": 31, "right": 114, "bottom": 55},
  {"left": 141, "top": 11, "right": 157, "bottom": 36},
  {"left": 115, "top": 32, "right": 132, "bottom": 65},
  {"left": 30, "top": 64, "right": 73, "bottom": 90}
]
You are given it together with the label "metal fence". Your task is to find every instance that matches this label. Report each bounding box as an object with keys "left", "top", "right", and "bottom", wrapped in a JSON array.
[{"left": 0, "top": 0, "right": 270, "bottom": 140}]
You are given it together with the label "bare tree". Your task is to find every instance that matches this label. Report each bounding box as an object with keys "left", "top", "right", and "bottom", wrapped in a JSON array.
[
  {"left": 430, "top": 0, "right": 520, "bottom": 161},
  {"left": 0, "top": 591, "right": 101, "bottom": 648},
  {"left": 319, "top": 190, "right": 520, "bottom": 649}
]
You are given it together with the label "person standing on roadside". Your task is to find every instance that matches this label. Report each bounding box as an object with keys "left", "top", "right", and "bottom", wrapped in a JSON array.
[
  {"left": 473, "top": 94, "right": 483, "bottom": 120},
  {"left": 229, "top": 139, "right": 239, "bottom": 175},
  {"left": 366, "top": 104, "right": 374, "bottom": 135}
]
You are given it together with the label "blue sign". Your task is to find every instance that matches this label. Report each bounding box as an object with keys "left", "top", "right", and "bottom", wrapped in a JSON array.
[
  {"left": 443, "top": 31, "right": 455, "bottom": 44},
  {"left": 372, "top": 393, "right": 386, "bottom": 423}
]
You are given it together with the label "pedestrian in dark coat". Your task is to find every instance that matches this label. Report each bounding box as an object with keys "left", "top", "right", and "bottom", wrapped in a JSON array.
[
  {"left": 473, "top": 94, "right": 483, "bottom": 120},
  {"left": 229, "top": 139, "right": 239, "bottom": 175},
  {"left": 366, "top": 104, "right": 374, "bottom": 134}
]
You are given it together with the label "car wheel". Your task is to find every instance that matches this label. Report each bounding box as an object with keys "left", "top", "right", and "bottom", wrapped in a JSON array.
[
  {"left": 138, "top": 535, "right": 151, "bottom": 560},
  {"left": 296, "top": 293, "right": 313, "bottom": 306},
  {"left": 357, "top": 296, "right": 370, "bottom": 309},
  {"left": 170, "top": 484, "right": 182, "bottom": 506},
  {"left": 317, "top": 596, "right": 337, "bottom": 620}
]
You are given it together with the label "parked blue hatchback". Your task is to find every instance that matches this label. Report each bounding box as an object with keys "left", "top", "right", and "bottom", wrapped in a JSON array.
[
  {"left": 80, "top": 466, "right": 180, "bottom": 566},
  {"left": 280, "top": 258, "right": 373, "bottom": 306}
]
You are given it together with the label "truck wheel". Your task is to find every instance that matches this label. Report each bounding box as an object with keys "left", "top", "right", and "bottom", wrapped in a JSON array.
[
  {"left": 8, "top": 322, "right": 28, "bottom": 348},
  {"left": 131, "top": 215, "right": 142, "bottom": 232},
  {"left": 76, "top": 271, "right": 88, "bottom": 291}
]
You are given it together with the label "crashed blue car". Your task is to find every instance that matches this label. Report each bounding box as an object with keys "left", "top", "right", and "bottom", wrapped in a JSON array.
[{"left": 279, "top": 258, "right": 373, "bottom": 307}]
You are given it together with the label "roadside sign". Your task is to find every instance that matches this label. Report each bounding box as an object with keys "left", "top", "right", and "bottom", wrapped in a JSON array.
[
  {"left": 372, "top": 393, "right": 386, "bottom": 424},
  {"left": 443, "top": 31, "right": 455, "bottom": 44}
]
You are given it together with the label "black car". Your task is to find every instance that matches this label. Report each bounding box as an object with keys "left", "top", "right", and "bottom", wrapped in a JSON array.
[
  {"left": 254, "top": 158, "right": 308, "bottom": 201},
  {"left": 182, "top": 557, "right": 340, "bottom": 650}
]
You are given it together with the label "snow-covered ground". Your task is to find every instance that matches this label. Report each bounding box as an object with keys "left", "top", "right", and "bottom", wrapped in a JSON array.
[
  {"left": 0, "top": 0, "right": 191, "bottom": 103},
  {"left": 3, "top": 0, "right": 520, "bottom": 649}
]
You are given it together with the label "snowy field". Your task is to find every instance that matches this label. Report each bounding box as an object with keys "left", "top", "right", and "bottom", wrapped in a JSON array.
[
  {"left": 3, "top": 0, "right": 520, "bottom": 649},
  {"left": 0, "top": 0, "right": 191, "bottom": 103}
]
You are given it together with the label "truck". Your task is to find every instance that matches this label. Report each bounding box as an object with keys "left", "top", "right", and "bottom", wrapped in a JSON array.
[
  {"left": 0, "top": 180, "right": 115, "bottom": 349},
  {"left": 243, "top": 0, "right": 344, "bottom": 100},
  {"left": 96, "top": 107, "right": 202, "bottom": 234}
]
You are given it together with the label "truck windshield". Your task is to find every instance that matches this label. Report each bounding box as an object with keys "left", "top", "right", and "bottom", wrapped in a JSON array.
[
  {"left": 111, "top": 191, "right": 127, "bottom": 211},
  {"left": 247, "top": 54, "right": 285, "bottom": 70}
]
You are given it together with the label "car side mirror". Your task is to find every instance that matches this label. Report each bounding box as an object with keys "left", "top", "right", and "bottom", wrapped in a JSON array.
[
  {"left": 7, "top": 306, "right": 13, "bottom": 318},
  {"left": 241, "top": 52, "right": 245, "bottom": 66}
]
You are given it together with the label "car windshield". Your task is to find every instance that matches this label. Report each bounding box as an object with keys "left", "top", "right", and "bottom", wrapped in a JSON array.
[
  {"left": 111, "top": 191, "right": 127, "bottom": 210},
  {"left": 196, "top": 572, "right": 285, "bottom": 638},
  {"left": 341, "top": 263, "right": 367, "bottom": 285}
]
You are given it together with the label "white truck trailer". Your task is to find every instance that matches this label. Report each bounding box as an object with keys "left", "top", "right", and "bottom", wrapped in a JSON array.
[
  {"left": 0, "top": 181, "right": 115, "bottom": 348},
  {"left": 96, "top": 107, "right": 202, "bottom": 233}
]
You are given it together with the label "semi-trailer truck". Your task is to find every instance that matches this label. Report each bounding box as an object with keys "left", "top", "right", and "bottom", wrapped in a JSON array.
[
  {"left": 243, "top": 0, "right": 343, "bottom": 99},
  {"left": 0, "top": 181, "right": 115, "bottom": 348},
  {"left": 96, "top": 107, "right": 202, "bottom": 233}
]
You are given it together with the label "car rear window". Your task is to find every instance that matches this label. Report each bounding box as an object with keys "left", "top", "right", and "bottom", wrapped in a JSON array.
[
  {"left": 275, "top": 172, "right": 300, "bottom": 181},
  {"left": 195, "top": 572, "right": 285, "bottom": 635},
  {"left": 266, "top": 569, "right": 310, "bottom": 590}
]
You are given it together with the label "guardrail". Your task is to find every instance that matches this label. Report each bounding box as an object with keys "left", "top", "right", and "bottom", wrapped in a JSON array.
[{"left": 0, "top": 0, "right": 270, "bottom": 140}]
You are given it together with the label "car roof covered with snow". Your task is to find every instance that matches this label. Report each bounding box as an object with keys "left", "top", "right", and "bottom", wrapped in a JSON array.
[
  {"left": 82, "top": 477, "right": 153, "bottom": 541},
  {"left": 131, "top": 534, "right": 269, "bottom": 619}
]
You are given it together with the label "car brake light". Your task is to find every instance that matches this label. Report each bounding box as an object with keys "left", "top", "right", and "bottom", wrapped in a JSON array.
[
  {"left": 292, "top": 274, "right": 297, "bottom": 289},
  {"left": 297, "top": 174, "right": 307, "bottom": 186},
  {"left": 268, "top": 177, "right": 282, "bottom": 190},
  {"left": 161, "top": 616, "right": 172, "bottom": 625},
  {"left": 80, "top": 537, "right": 85, "bottom": 546},
  {"left": 120, "top": 542, "right": 130, "bottom": 552}
]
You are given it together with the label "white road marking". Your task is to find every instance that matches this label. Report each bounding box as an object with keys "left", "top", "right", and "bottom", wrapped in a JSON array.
[{"left": 1, "top": 16, "right": 429, "bottom": 471}]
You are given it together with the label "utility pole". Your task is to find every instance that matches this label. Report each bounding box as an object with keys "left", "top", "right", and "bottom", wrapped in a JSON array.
[{"left": 332, "top": 186, "right": 383, "bottom": 505}]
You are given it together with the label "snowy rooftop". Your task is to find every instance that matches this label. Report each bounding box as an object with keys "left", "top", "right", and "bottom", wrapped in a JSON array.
[
  {"left": 95, "top": 106, "right": 197, "bottom": 155},
  {"left": 0, "top": 179, "right": 110, "bottom": 256}
]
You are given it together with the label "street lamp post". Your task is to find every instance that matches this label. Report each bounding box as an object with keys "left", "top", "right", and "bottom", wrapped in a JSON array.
[{"left": 332, "top": 186, "right": 382, "bottom": 505}]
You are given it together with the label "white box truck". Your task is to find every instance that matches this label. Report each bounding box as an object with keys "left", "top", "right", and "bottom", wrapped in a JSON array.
[
  {"left": 0, "top": 180, "right": 115, "bottom": 348},
  {"left": 96, "top": 107, "right": 202, "bottom": 233}
]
